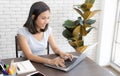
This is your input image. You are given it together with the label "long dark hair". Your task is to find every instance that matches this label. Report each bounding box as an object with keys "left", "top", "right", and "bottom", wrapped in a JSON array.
[{"left": 24, "top": 1, "right": 50, "bottom": 34}]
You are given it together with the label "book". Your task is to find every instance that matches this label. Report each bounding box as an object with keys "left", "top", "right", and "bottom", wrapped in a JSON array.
[{"left": 15, "top": 60, "right": 36, "bottom": 74}]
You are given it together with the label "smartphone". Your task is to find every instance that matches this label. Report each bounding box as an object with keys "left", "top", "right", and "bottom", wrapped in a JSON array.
[{"left": 26, "top": 71, "right": 45, "bottom": 76}]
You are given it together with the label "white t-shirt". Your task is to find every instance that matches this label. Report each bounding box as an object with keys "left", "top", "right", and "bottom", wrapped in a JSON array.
[{"left": 17, "top": 26, "right": 52, "bottom": 56}]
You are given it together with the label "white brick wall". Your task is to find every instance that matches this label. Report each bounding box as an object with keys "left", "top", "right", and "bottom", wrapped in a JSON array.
[{"left": 0, "top": 0, "right": 100, "bottom": 61}]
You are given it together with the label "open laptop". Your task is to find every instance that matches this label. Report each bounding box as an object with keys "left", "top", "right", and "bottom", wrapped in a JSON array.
[{"left": 44, "top": 43, "right": 97, "bottom": 72}]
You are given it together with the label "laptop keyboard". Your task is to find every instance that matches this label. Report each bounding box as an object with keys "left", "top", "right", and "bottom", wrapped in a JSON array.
[{"left": 65, "top": 57, "right": 77, "bottom": 68}]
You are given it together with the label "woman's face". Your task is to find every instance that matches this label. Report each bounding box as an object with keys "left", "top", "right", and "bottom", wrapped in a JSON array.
[{"left": 35, "top": 10, "right": 50, "bottom": 31}]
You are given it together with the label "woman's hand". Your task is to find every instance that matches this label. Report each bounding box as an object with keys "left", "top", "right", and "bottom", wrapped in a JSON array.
[
  {"left": 60, "top": 52, "right": 73, "bottom": 61},
  {"left": 49, "top": 57, "right": 66, "bottom": 67}
]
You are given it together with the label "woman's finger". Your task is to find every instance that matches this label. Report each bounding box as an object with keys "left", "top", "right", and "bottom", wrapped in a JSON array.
[
  {"left": 54, "top": 57, "right": 65, "bottom": 67},
  {"left": 66, "top": 54, "right": 73, "bottom": 61},
  {"left": 55, "top": 63, "right": 59, "bottom": 67},
  {"left": 59, "top": 60, "right": 66, "bottom": 67}
]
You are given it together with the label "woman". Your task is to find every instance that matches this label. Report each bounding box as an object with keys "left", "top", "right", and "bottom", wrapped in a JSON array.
[{"left": 17, "top": 1, "right": 73, "bottom": 67}]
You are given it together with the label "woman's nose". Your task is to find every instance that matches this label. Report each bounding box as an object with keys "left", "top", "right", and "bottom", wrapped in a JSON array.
[{"left": 45, "top": 19, "right": 49, "bottom": 23}]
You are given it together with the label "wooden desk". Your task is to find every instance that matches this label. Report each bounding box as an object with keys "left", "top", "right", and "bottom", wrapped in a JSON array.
[{"left": 2, "top": 53, "right": 113, "bottom": 76}]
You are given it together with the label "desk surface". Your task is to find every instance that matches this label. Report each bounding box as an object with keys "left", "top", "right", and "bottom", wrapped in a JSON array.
[{"left": 2, "top": 53, "right": 113, "bottom": 76}]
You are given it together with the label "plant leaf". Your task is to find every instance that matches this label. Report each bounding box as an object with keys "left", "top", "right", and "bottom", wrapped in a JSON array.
[
  {"left": 90, "top": 0, "right": 95, "bottom": 4},
  {"left": 73, "top": 8, "right": 83, "bottom": 17},
  {"left": 72, "top": 26, "right": 80, "bottom": 37},
  {"left": 86, "top": 19, "right": 96, "bottom": 25},
  {"left": 76, "top": 46, "right": 88, "bottom": 53},
  {"left": 83, "top": 24, "right": 91, "bottom": 28},
  {"left": 86, "top": 10, "right": 100, "bottom": 20},
  {"left": 83, "top": 11, "right": 91, "bottom": 20},
  {"left": 85, "top": 0, "right": 90, "bottom": 3},
  {"left": 78, "top": 34, "right": 83, "bottom": 40},
  {"left": 80, "top": 26, "right": 87, "bottom": 36},
  {"left": 63, "top": 20, "right": 75, "bottom": 29},
  {"left": 62, "top": 29, "right": 73, "bottom": 39},
  {"left": 78, "top": 17, "right": 83, "bottom": 25},
  {"left": 87, "top": 27, "right": 93, "bottom": 34},
  {"left": 85, "top": 0, "right": 95, "bottom": 4},
  {"left": 80, "top": 3, "right": 93, "bottom": 11},
  {"left": 69, "top": 40, "right": 77, "bottom": 48},
  {"left": 78, "top": 40, "right": 84, "bottom": 46}
]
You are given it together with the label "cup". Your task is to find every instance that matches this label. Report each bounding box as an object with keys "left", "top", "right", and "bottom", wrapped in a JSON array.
[{"left": 3, "top": 73, "right": 16, "bottom": 76}]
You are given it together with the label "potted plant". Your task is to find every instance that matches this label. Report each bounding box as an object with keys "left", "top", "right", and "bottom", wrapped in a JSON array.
[{"left": 62, "top": 0, "right": 100, "bottom": 53}]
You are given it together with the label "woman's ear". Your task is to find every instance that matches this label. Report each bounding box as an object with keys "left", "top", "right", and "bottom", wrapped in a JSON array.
[{"left": 32, "top": 15, "right": 35, "bottom": 20}]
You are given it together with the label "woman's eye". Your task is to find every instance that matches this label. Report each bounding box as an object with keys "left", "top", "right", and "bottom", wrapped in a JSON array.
[
  {"left": 42, "top": 17, "right": 49, "bottom": 20},
  {"left": 42, "top": 18, "right": 46, "bottom": 19}
]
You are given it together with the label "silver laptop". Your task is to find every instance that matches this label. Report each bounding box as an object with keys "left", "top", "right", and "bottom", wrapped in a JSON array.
[{"left": 44, "top": 43, "right": 97, "bottom": 72}]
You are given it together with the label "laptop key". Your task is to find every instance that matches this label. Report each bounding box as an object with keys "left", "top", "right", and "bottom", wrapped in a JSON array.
[{"left": 65, "top": 57, "right": 77, "bottom": 68}]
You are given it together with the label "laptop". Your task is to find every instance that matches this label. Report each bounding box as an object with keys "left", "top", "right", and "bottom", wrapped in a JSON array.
[{"left": 44, "top": 43, "right": 97, "bottom": 72}]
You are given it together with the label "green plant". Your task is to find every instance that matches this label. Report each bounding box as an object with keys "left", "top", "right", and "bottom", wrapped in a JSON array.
[{"left": 62, "top": 0, "right": 100, "bottom": 53}]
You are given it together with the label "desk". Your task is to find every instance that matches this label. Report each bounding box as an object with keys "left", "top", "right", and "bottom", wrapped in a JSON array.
[{"left": 2, "top": 53, "right": 113, "bottom": 76}]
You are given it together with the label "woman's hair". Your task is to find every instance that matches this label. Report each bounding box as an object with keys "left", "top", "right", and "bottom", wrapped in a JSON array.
[{"left": 24, "top": 1, "right": 50, "bottom": 34}]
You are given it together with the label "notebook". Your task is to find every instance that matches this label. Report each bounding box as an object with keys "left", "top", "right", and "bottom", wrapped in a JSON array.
[
  {"left": 44, "top": 43, "right": 97, "bottom": 72},
  {"left": 16, "top": 60, "right": 36, "bottom": 74}
]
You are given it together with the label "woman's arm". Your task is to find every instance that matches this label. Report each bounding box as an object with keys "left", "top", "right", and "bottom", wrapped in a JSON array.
[
  {"left": 48, "top": 33, "right": 73, "bottom": 60},
  {"left": 48, "top": 33, "right": 64, "bottom": 55}
]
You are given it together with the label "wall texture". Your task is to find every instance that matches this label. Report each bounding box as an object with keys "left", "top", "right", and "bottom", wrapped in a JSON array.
[{"left": 0, "top": 0, "right": 100, "bottom": 61}]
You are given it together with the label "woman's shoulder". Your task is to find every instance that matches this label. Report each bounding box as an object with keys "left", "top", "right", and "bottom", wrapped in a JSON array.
[
  {"left": 17, "top": 27, "right": 31, "bottom": 36},
  {"left": 18, "top": 27, "right": 30, "bottom": 33},
  {"left": 18, "top": 27, "right": 28, "bottom": 31}
]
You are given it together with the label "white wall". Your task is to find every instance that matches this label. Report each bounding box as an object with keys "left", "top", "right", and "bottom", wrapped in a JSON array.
[
  {"left": 97, "top": 0, "right": 118, "bottom": 66},
  {"left": 0, "top": 0, "right": 100, "bottom": 60}
]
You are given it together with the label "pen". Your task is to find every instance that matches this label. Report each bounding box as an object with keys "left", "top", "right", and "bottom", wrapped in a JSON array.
[
  {"left": 2, "top": 70, "right": 8, "bottom": 75},
  {"left": 8, "top": 68, "right": 14, "bottom": 75},
  {"left": 17, "top": 66, "right": 20, "bottom": 71},
  {"left": 0, "top": 64, "right": 5, "bottom": 70},
  {"left": 3, "top": 64, "right": 6, "bottom": 69},
  {"left": 11, "top": 64, "right": 17, "bottom": 74},
  {"left": 5, "top": 64, "right": 9, "bottom": 72},
  {"left": 10, "top": 60, "right": 17, "bottom": 74}
]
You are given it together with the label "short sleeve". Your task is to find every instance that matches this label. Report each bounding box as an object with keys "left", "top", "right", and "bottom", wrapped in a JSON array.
[{"left": 17, "top": 27, "right": 30, "bottom": 39}]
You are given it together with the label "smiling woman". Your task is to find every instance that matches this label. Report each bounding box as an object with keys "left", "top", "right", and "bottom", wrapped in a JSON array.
[{"left": 17, "top": 1, "right": 73, "bottom": 68}]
